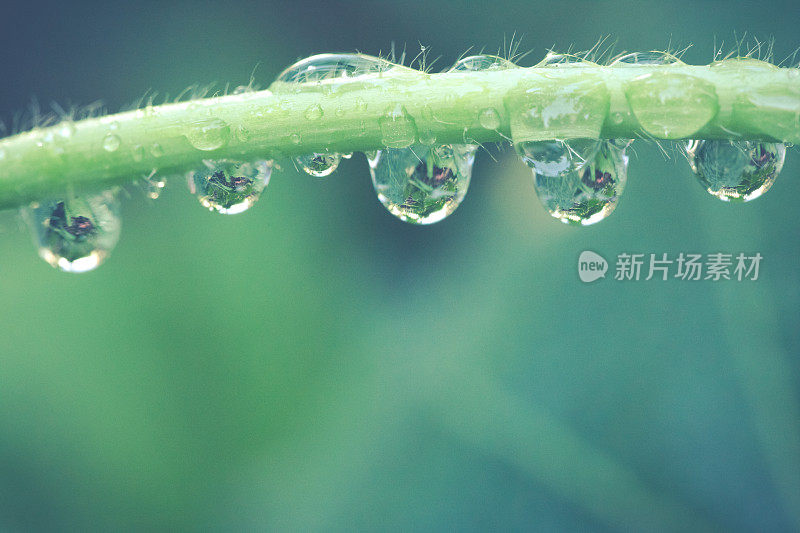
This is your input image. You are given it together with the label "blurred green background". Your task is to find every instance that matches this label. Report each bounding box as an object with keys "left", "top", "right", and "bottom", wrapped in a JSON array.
[{"left": 1, "top": 0, "right": 799, "bottom": 530}]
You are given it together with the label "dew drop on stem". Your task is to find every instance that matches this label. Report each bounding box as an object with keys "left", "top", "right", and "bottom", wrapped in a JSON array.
[{"left": 186, "top": 118, "right": 231, "bottom": 151}]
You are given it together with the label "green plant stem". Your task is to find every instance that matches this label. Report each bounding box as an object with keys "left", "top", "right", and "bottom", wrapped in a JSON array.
[{"left": 0, "top": 63, "right": 797, "bottom": 209}]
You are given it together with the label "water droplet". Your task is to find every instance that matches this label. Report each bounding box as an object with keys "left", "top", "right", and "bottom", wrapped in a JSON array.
[
  {"left": 368, "top": 144, "right": 477, "bottom": 224},
  {"left": 102, "top": 134, "right": 121, "bottom": 152},
  {"left": 295, "top": 152, "right": 342, "bottom": 177},
  {"left": 611, "top": 51, "right": 681, "bottom": 66},
  {"left": 611, "top": 112, "right": 625, "bottom": 125},
  {"left": 25, "top": 190, "right": 121, "bottom": 273},
  {"left": 449, "top": 55, "right": 517, "bottom": 71},
  {"left": 186, "top": 118, "right": 231, "bottom": 151},
  {"left": 710, "top": 58, "right": 777, "bottom": 71},
  {"left": 685, "top": 140, "right": 785, "bottom": 202},
  {"left": 236, "top": 125, "right": 250, "bottom": 142},
  {"left": 290, "top": 133, "right": 301, "bottom": 144},
  {"left": 539, "top": 52, "right": 596, "bottom": 67},
  {"left": 519, "top": 140, "right": 629, "bottom": 225},
  {"left": 271, "top": 54, "right": 404, "bottom": 90},
  {"left": 144, "top": 171, "right": 167, "bottom": 200},
  {"left": 379, "top": 104, "right": 417, "bottom": 148},
  {"left": 418, "top": 129, "right": 437, "bottom": 145},
  {"left": 132, "top": 144, "right": 146, "bottom": 162},
  {"left": 478, "top": 108, "right": 501, "bottom": 130},
  {"left": 150, "top": 143, "right": 164, "bottom": 157},
  {"left": 58, "top": 121, "right": 76, "bottom": 139},
  {"left": 187, "top": 159, "right": 272, "bottom": 214},
  {"left": 304, "top": 104, "right": 323, "bottom": 121},
  {"left": 625, "top": 72, "right": 719, "bottom": 138}
]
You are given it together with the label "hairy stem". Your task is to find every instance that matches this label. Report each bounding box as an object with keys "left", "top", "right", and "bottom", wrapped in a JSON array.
[{"left": 0, "top": 61, "right": 797, "bottom": 209}]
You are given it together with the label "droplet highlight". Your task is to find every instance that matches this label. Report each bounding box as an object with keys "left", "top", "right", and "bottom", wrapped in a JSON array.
[
  {"left": 187, "top": 159, "right": 272, "bottom": 214},
  {"left": 368, "top": 144, "right": 477, "bottom": 224},
  {"left": 685, "top": 140, "right": 785, "bottom": 202},
  {"left": 25, "top": 190, "right": 121, "bottom": 273}
]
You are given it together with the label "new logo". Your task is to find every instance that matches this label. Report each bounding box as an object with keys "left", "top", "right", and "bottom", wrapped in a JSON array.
[{"left": 578, "top": 251, "right": 608, "bottom": 283}]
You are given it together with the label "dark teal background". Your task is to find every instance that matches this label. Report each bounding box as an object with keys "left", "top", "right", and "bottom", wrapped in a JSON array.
[{"left": 1, "top": 0, "right": 799, "bottom": 530}]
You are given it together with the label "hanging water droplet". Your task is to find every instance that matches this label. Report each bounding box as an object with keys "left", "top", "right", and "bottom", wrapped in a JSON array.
[
  {"left": 143, "top": 170, "right": 167, "bottom": 200},
  {"left": 685, "top": 140, "right": 785, "bottom": 202},
  {"left": 449, "top": 55, "right": 517, "bottom": 71},
  {"left": 368, "top": 144, "right": 477, "bottom": 224},
  {"left": 611, "top": 51, "right": 681, "bottom": 66},
  {"left": 379, "top": 104, "right": 417, "bottom": 149},
  {"left": 625, "top": 72, "right": 719, "bottom": 138},
  {"left": 295, "top": 152, "right": 342, "bottom": 177},
  {"left": 516, "top": 139, "right": 601, "bottom": 177},
  {"left": 271, "top": 54, "right": 405, "bottom": 91},
  {"left": 186, "top": 118, "right": 231, "bottom": 151},
  {"left": 25, "top": 190, "right": 121, "bottom": 273},
  {"left": 102, "top": 133, "right": 121, "bottom": 152},
  {"left": 520, "top": 140, "right": 629, "bottom": 225},
  {"left": 187, "top": 159, "right": 272, "bottom": 214},
  {"left": 478, "top": 108, "right": 501, "bottom": 130},
  {"left": 304, "top": 104, "right": 323, "bottom": 121}
]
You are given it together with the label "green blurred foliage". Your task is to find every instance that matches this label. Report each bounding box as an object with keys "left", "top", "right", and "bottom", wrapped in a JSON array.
[{"left": 1, "top": 0, "right": 799, "bottom": 530}]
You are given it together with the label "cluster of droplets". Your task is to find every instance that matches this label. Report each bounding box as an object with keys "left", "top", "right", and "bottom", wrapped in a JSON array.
[{"left": 13, "top": 50, "right": 796, "bottom": 273}]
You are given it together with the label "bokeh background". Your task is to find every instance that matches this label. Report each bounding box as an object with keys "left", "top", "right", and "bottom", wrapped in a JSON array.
[{"left": 1, "top": 0, "right": 799, "bottom": 530}]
